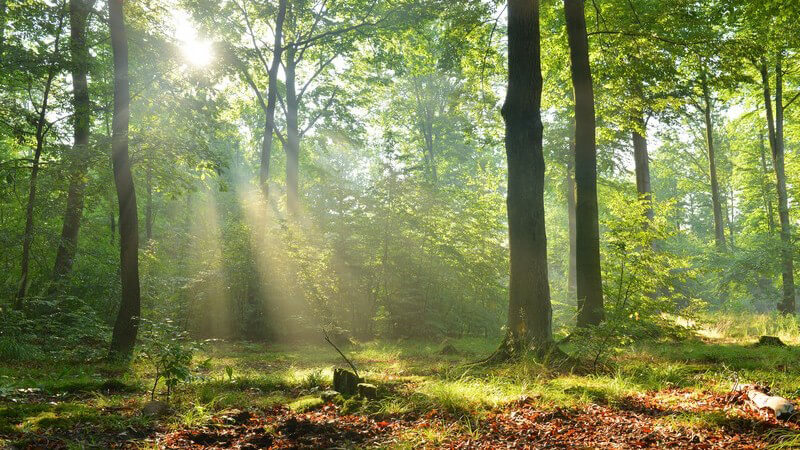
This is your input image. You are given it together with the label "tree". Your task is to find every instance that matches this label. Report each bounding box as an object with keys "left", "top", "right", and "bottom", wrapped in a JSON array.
[
  {"left": 108, "top": 0, "right": 141, "bottom": 358},
  {"left": 564, "top": 0, "right": 603, "bottom": 326},
  {"left": 14, "top": 4, "right": 67, "bottom": 306},
  {"left": 698, "top": 65, "right": 726, "bottom": 251},
  {"left": 498, "top": 0, "right": 552, "bottom": 355},
  {"left": 52, "top": 0, "right": 96, "bottom": 284},
  {"left": 759, "top": 54, "right": 795, "bottom": 314}
]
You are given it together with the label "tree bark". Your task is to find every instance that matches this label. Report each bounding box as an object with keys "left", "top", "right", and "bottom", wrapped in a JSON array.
[
  {"left": 285, "top": 47, "right": 300, "bottom": 215},
  {"left": 700, "top": 68, "right": 726, "bottom": 252},
  {"left": 145, "top": 163, "right": 154, "bottom": 241},
  {"left": 758, "top": 132, "right": 775, "bottom": 233},
  {"left": 108, "top": 0, "right": 141, "bottom": 358},
  {"left": 631, "top": 113, "right": 653, "bottom": 221},
  {"left": 15, "top": 13, "right": 64, "bottom": 307},
  {"left": 565, "top": 0, "right": 603, "bottom": 327},
  {"left": 53, "top": 0, "right": 95, "bottom": 283},
  {"left": 566, "top": 142, "right": 577, "bottom": 299},
  {"left": 761, "top": 53, "right": 795, "bottom": 314},
  {"left": 498, "top": 0, "right": 552, "bottom": 354},
  {"left": 259, "top": 0, "right": 286, "bottom": 195}
]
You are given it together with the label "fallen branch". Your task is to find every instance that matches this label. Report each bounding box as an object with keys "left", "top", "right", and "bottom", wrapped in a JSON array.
[
  {"left": 732, "top": 383, "right": 795, "bottom": 419},
  {"left": 322, "top": 328, "right": 359, "bottom": 378}
]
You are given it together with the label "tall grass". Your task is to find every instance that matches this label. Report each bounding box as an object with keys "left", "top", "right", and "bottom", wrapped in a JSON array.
[{"left": 699, "top": 312, "right": 800, "bottom": 344}]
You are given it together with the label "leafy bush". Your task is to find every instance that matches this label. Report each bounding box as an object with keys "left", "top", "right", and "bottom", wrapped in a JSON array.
[
  {"left": 0, "top": 296, "right": 108, "bottom": 362},
  {"left": 572, "top": 196, "right": 696, "bottom": 367},
  {"left": 138, "top": 318, "right": 201, "bottom": 401}
]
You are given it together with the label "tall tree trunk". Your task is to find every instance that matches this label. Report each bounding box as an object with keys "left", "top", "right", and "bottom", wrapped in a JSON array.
[
  {"left": 700, "top": 69, "right": 726, "bottom": 251},
  {"left": 145, "top": 163, "right": 153, "bottom": 241},
  {"left": 53, "top": 0, "right": 94, "bottom": 283},
  {"left": 565, "top": 0, "right": 603, "bottom": 327},
  {"left": 259, "top": 0, "right": 286, "bottom": 195},
  {"left": 566, "top": 130, "right": 577, "bottom": 299},
  {"left": 15, "top": 14, "right": 64, "bottom": 307},
  {"left": 727, "top": 183, "right": 735, "bottom": 248},
  {"left": 285, "top": 48, "right": 300, "bottom": 215},
  {"left": 631, "top": 112, "right": 653, "bottom": 221},
  {"left": 108, "top": 0, "right": 141, "bottom": 358},
  {"left": 498, "top": 0, "right": 552, "bottom": 354},
  {"left": 759, "top": 132, "right": 775, "bottom": 233},
  {"left": 761, "top": 53, "right": 795, "bottom": 314}
]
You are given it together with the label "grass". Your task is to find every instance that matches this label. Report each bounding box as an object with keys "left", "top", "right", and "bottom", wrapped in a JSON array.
[{"left": 1, "top": 315, "right": 800, "bottom": 447}]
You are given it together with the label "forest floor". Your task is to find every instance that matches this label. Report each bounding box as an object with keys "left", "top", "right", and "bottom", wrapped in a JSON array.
[{"left": 2, "top": 328, "right": 800, "bottom": 449}]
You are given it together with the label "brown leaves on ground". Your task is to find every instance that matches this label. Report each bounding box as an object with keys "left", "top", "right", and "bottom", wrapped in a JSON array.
[{"left": 73, "top": 389, "right": 800, "bottom": 448}]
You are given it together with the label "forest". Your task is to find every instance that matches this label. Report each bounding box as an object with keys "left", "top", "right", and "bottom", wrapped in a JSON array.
[{"left": 2, "top": 0, "right": 800, "bottom": 448}]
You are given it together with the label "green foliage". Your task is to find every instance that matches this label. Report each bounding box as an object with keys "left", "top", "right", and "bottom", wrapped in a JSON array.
[
  {"left": 0, "top": 297, "right": 107, "bottom": 362},
  {"left": 572, "top": 195, "right": 696, "bottom": 367},
  {"left": 138, "top": 318, "right": 201, "bottom": 401}
]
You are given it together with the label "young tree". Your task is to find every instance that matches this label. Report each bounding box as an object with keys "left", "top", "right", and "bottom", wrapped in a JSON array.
[
  {"left": 698, "top": 65, "right": 726, "bottom": 251},
  {"left": 108, "top": 0, "right": 141, "bottom": 358},
  {"left": 499, "top": 0, "right": 552, "bottom": 355},
  {"left": 14, "top": 6, "right": 67, "bottom": 306},
  {"left": 564, "top": 0, "right": 603, "bottom": 326}
]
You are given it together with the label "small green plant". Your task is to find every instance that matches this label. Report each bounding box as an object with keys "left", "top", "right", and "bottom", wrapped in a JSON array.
[
  {"left": 573, "top": 196, "right": 694, "bottom": 369},
  {"left": 225, "top": 366, "right": 234, "bottom": 382},
  {"left": 138, "top": 318, "right": 200, "bottom": 401}
]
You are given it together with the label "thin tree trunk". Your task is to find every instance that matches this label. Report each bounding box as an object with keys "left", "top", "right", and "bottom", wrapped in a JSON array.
[
  {"left": 498, "top": 0, "right": 552, "bottom": 355},
  {"left": 700, "top": 69, "right": 726, "bottom": 251},
  {"left": 259, "top": 0, "right": 286, "bottom": 195},
  {"left": 761, "top": 53, "right": 795, "bottom": 314},
  {"left": 108, "top": 0, "right": 141, "bottom": 358},
  {"left": 727, "top": 183, "right": 735, "bottom": 248},
  {"left": 758, "top": 132, "right": 775, "bottom": 233},
  {"left": 15, "top": 14, "right": 64, "bottom": 307},
  {"left": 566, "top": 131, "right": 577, "bottom": 299},
  {"left": 53, "top": 0, "right": 94, "bottom": 283},
  {"left": 145, "top": 163, "right": 153, "bottom": 241},
  {"left": 285, "top": 48, "right": 300, "bottom": 215},
  {"left": 565, "top": 0, "right": 603, "bottom": 327},
  {"left": 632, "top": 112, "right": 653, "bottom": 221}
]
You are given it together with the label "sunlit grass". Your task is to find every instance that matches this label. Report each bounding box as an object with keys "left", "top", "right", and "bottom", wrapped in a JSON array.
[{"left": 3, "top": 332, "right": 800, "bottom": 447}]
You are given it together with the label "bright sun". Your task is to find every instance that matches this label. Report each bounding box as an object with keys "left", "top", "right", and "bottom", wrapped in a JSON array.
[
  {"left": 173, "top": 10, "right": 214, "bottom": 67},
  {"left": 181, "top": 39, "right": 214, "bottom": 67}
]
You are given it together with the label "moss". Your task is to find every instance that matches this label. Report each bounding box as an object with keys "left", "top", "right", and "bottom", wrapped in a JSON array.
[{"left": 287, "top": 395, "right": 324, "bottom": 412}]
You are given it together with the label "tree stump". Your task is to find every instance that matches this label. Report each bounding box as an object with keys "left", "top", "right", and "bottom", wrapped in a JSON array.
[
  {"left": 333, "top": 368, "right": 360, "bottom": 396},
  {"left": 357, "top": 383, "right": 377, "bottom": 399},
  {"left": 756, "top": 336, "right": 787, "bottom": 347}
]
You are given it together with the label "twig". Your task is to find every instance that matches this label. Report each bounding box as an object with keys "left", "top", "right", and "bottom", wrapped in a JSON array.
[{"left": 323, "top": 328, "right": 359, "bottom": 378}]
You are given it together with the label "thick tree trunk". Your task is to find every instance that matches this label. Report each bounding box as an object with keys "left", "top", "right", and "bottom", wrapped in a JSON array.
[
  {"left": 631, "top": 113, "right": 653, "bottom": 221},
  {"left": 259, "top": 0, "right": 286, "bottom": 195},
  {"left": 758, "top": 132, "right": 775, "bottom": 233},
  {"left": 285, "top": 49, "right": 300, "bottom": 215},
  {"left": 498, "top": 0, "right": 552, "bottom": 353},
  {"left": 761, "top": 54, "right": 795, "bottom": 315},
  {"left": 108, "top": 0, "right": 141, "bottom": 358},
  {"left": 15, "top": 17, "right": 63, "bottom": 306},
  {"left": 700, "top": 69, "right": 726, "bottom": 251},
  {"left": 565, "top": 0, "right": 603, "bottom": 327},
  {"left": 53, "top": 0, "right": 94, "bottom": 283}
]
